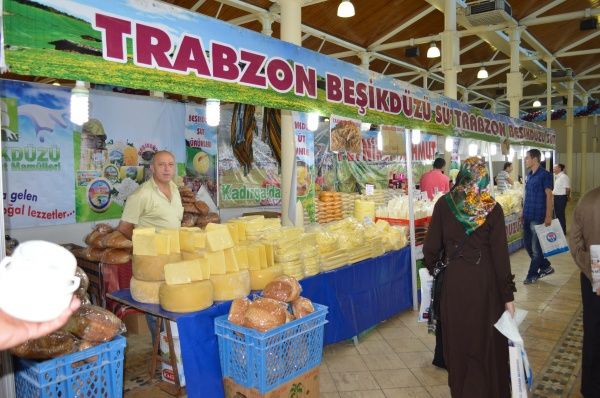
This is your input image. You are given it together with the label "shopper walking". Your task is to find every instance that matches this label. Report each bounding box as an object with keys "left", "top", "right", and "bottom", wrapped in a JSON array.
[
  {"left": 553, "top": 163, "right": 570, "bottom": 234},
  {"left": 568, "top": 186, "right": 600, "bottom": 397},
  {"left": 424, "top": 157, "right": 515, "bottom": 398},
  {"left": 522, "top": 149, "right": 554, "bottom": 284},
  {"left": 496, "top": 162, "right": 514, "bottom": 193},
  {"left": 419, "top": 157, "right": 450, "bottom": 200}
]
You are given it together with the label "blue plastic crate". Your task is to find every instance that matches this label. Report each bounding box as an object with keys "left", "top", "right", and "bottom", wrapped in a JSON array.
[
  {"left": 215, "top": 303, "right": 327, "bottom": 394},
  {"left": 13, "top": 335, "right": 126, "bottom": 398}
]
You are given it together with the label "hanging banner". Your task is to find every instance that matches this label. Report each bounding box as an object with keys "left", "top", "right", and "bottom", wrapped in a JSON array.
[
  {"left": 218, "top": 105, "right": 281, "bottom": 208},
  {"left": 1, "top": 80, "right": 76, "bottom": 228},
  {"left": 293, "top": 112, "right": 316, "bottom": 223},
  {"left": 2, "top": 0, "right": 555, "bottom": 148},
  {"left": 184, "top": 104, "right": 218, "bottom": 208},
  {"left": 76, "top": 90, "right": 185, "bottom": 222}
]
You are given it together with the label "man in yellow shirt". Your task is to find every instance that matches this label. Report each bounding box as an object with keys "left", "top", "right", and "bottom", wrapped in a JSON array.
[{"left": 117, "top": 150, "right": 183, "bottom": 238}]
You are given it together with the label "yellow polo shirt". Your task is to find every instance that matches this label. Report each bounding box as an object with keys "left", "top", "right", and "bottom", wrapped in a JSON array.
[{"left": 121, "top": 178, "right": 183, "bottom": 229}]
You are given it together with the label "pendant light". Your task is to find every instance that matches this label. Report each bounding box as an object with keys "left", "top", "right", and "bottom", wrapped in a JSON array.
[
  {"left": 477, "top": 66, "right": 488, "bottom": 79},
  {"left": 337, "top": 0, "right": 355, "bottom": 18},
  {"left": 533, "top": 100, "right": 542, "bottom": 107},
  {"left": 426, "top": 42, "right": 440, "bottom": 58}
]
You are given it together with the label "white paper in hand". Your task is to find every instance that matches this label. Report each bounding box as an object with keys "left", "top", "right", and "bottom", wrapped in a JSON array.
[
  {"left": 494, "top": 308, "right": 528, "bottom": 346},
  {"left": 418, "top": 268, "right": 433, "bottom": 323}
]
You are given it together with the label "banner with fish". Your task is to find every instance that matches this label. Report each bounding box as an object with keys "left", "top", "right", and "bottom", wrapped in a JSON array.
[
  {"left": 1, "top": 79, "right": 76, "bottom": 228},
  {"left": 76, "top": 90, "right": 186, "bottom": 222},
  {"left": 184, "top": 104, "right": 218, "bottom": 208}
]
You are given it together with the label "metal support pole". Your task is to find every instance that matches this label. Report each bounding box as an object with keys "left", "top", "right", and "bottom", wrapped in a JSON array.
[
  {"left": 546, "top": 58, "right": 552, "bottom": 129},
  {"left": 405, "top": 129, "right": 418, "bottom": 311},
  {"left": 442, "top": 0, "right": 459, "bottom": 100},
  {"left": 507, "top": 28, "right": 523, "bottom": 118},
  {"left": 276, "top": 0, "right": 301, "bottom": 225},
  {"left": 581, "top": 116, "right": 588, "bottom": 194},
  {"left": 566, "top": 80, "right": 574, "bottom": 186}
]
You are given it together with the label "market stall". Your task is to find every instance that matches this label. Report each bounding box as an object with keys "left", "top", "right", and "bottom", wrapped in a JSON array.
[{"left": 0, "top": 1, "right": 557, "bottom": 398}]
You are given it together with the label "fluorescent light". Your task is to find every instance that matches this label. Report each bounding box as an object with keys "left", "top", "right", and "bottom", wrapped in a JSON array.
[
  {"left": 477, "top": 66, "right": 488, "bottom": 79},
  {"left": 445, "top": 137, "right": 453, "bottom": 152},
  {"left": 377, "top": 130, "right": 383, "bottom": 151},
  {"left": 468, "top": 143, "right": 478, "bottom": 156},
  {"left": 360, "top": 122, "right": 371, "bottom": 131},
  {"left": 411, "top": 129, "right": 421, "bottom": 145},
  {"left": 206, "top": 99, "right": 220, "bottom": 127},
  {"left": 490, "top": 143, "right": 497, "bottom": 156},
  {"left": 545, "top": 151, "right": 551, "bottom": 159},
  {"left": 52, "top": 82, "right": 60, "bottom": 86},
  {"left": 337, "top": 0, "right": 355, "bottom": 17},
  {"left": 307, "top": 112, "right": 319, "bottom": 131},
  {"left": 70, "top": 81, "right": 89, "bottom": 126},
  {"left": 533, "top": 100, "right": 542, "bottom": 107},
  {"left": 426, "top": 42, "right": 440, "bottom": 58}
]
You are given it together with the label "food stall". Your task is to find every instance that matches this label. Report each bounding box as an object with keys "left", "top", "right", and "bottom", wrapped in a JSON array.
[{"left": 0, "top": 0, "right": 556, "bottom": 397}]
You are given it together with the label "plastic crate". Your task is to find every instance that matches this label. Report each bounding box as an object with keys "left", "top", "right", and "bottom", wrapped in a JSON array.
[
  {"left": 13, "top": 335, "right": 126, "bottom": 398},
  {"left": 215, "top": 303, "right": 327, "bottom": 393}
]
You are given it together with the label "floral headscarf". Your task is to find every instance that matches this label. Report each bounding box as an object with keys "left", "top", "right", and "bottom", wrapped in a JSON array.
[{"left": 444, "top": 156, "right": 496, "bottom": 235}]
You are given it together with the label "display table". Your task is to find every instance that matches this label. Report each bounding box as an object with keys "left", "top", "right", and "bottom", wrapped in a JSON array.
[{"left": 109, "top": 246, "right": 412, "bottom": 398}]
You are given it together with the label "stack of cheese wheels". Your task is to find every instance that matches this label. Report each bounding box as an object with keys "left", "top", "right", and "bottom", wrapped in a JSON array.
[
  {"left": 316, "top": 191, "right": 342, "bottom": 224},
  {"left": 354, "top": 199, "right": 376, "bottom": 222},
  {"left": 130, "top": 227, "right": 182, "bottom": 305},
  {"left": 203, "top": 223, "right": 251, "bottom": 301}
]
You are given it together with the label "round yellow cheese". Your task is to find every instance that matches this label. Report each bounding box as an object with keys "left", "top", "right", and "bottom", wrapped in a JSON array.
[
  {"left": 130, "top": 277, "right": 161, "bottom": 304},
  {"left": 133, "top": 254, "right": 181, "bottom": 281},
  {"left": 249, "top": 265, "right": 283, "bottom": 291},
  {"left": 210, "top": 270, "right": 251, "bottom": 301},
  {"left": 159, "top": 280, "right": 214, "bottom": 313}
]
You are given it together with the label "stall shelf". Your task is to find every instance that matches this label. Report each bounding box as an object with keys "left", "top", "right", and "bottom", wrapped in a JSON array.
[{"left": 108, "top": 246, "right": 411, "bottom": 398}]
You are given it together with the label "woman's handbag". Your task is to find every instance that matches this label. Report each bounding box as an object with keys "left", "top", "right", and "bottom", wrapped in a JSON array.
[{"left": 427, "top": 235, "right": 469, "bottom": 335}]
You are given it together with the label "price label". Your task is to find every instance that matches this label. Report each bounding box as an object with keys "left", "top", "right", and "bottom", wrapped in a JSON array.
[{"left": 365, "top": 184, "right": 374, "bottom": 196}]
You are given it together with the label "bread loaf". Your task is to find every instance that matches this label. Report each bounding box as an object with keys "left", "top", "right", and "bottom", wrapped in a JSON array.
[
  {"left": 100, "top": 231, "right": 133, "bottom": 249},
  {"left": 184, "top": 203, "right": 200, "bottom": 214},
  {"left": 85, "top": 230, "right": 104, "bottom": 247},
  {"left": 65, "top": 305, "right": 125, "bottom": 342},
  {"left": 195, "top": 200, "right": 209, "bottom": 216},
  {"left": 101, "top": 248, "right": 132, "bottom": 264},
  {"left": 93, "top": 223, "right": 114, "bottom": 234},
  {"left": 228, "top": 297, "right": 250, "bottom": 326},
  {"left": 291, "top": 297, "right": 314, "bottom": 319},
  {"left": 262, "top": 275, "right": 301, "bottom": 302},
  {"left": 181, "top": 213, "right": 198, "bottom": 227},
  {"left": 243, "top": 297, "right": 287, "bottom": 332},
  {"left": 82, "top": 247, "right": 104, "bottom": 262},
  {"left": 181, "top": 196, "right": 196, "bottom": 204},
  {"left": 75, "top": 266, "right": 89, "bottom": 293},
  {"left": 196, "top": 212, "right": 220, "bottom": 228},
  {"left": 10, "top": 331, "right": 78, "bottom": 359}
]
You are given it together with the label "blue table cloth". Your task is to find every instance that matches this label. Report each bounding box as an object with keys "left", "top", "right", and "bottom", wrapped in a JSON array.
[{"left": 110, "top": 246, "right": 412, "bottom": 398}]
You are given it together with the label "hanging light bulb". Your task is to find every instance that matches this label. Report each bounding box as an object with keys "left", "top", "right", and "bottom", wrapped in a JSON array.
[
  {"left": 70, "top": 81, "right": 89, "bottom": 126},
  {"left": 337, "top": 0, "right": 355, "bottom": 17},
  {"left": 377, "top": 130, "right": 383, "bottom": 151},
  {"left": 307, "top": 112, "right": 319, "bottom": 131},
  {"left": 360, "top": 122, "right": 371, "bottom": 131},
  {"left": 426, "top": 42, "right": 440, "bottom": 58},
  {"left": 490, "top": 143, "right": 497, "bottom": 156},
  {"left": 533, "top": 100, "right": 542, "bottom": 107},
  {"left": 206, "top": 99, "right": 220, "bottom": 127},
  {"left": 411, "top": 129, "right": 421, "bottom": 145},
  {"left": 468, "top": 143, "right": 478, "bottom": 156},
  {"left": 477, "top": 66, "right": 488, "bottom": 79},
  {"left": 445, "top": 136, "right": 453, "bottom": 152}
]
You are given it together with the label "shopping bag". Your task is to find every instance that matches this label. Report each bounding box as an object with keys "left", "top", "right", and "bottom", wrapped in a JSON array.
[
  {"left": 509, "top": 342, "right": 529, "bottom": 398},
  {"left": 418, "top": 268, "right": 433, "bottom": 323},
  {"left": 534, "top": 219, "right": 569, "bottom": 257}
]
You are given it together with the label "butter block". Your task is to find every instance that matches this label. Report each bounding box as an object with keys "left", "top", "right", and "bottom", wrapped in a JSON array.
[
  {"left": 233, "top": 246, "right": 249, "bottom": 270},
  {"left": 179, "top": 227, "right": 202, "bottom": 252},
  {"left": 206, "top": 250, "right": 226, "bottom": 275},
  {"left": 164, "top": 259, "right": 204, "bottom": 285},
  {"left": 246, "top": 244, "right": 261, "bottom": 271},
  {"left": 210, "top": 270, "right": 250, "bottom": 301},
  {"left": 223, "top": 248, "right": 239, "bottom": 273},
  {"left": 206, "top": 224, "right": 234, "bottom": 252},
  {"left": 158, "top": 228, "right": 181, "bottom": 253}
]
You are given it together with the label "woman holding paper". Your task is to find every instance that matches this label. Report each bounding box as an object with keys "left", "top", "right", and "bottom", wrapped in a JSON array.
[{"left": 424, "top": 157, "right": 516, "bottom": 398}]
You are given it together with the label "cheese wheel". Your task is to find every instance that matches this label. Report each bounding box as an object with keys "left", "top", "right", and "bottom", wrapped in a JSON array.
[
  {"left": 130, "top": 277, "right": 161, "bottom": 304},
  {"left": 249, "top": 265, "right": 283, "bottom": 291},
  {"left": 133, "top": 253, "right": 181, "bottom": 281},
  {"left": 159, "top": 280, "right": 214, "bottom": 313},
  {"left": 210, "top": 270, "right": 251, "bottom": 301}
]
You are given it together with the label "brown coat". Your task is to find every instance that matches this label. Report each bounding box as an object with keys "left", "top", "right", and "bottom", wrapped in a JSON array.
[
  {"left": 569, "top": 186, "right": 600, "bottom": 281},
  {"left": 424, "top": 199, "right": 514, "bottom": 398}
]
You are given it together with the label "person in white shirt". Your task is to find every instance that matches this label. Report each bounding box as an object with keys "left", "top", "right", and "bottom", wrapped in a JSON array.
[
  {"left": 553, "top": 163, "right": 570, "bottom": 234},
  {"left": 496, "top": 162, "right": 513, "bottom": 193}
]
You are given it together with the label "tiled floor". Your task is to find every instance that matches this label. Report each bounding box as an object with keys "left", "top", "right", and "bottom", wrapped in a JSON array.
[{"left": 123, "top": 206, "right": 586, "bottom": 398}]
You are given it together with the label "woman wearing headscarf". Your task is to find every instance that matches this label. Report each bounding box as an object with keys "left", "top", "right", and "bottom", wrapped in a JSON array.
[{"left": 423, "top": 157, "right": 516, "bottom": 398}]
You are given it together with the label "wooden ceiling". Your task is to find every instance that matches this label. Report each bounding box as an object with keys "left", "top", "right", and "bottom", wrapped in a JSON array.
[{"left": 162, "top": 0, "right": 600, "bottom": 112}]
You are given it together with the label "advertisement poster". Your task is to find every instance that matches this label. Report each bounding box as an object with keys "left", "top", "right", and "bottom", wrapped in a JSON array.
[
  {"left": 293, "top": 112, "right": 316, "bottom": 222},
  {"left": 184, "top": 104, "right": 217, "bottom": 208},
  {"left": 329, "top": 115, "right": 361, "bottom": 153},
  {"left": 218, "top": 104, "right": 281, "bottom": 208},
  {"left": 76, "top": 90, "right": 185, "bottom": 222},
  {"left": 1, "top": 80, "right": 76, "bottom": 228}
]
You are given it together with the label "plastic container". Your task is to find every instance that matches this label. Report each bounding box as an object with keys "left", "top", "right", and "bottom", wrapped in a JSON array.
[
  {"left": 13, "top": 335, "right": 126, "bottom": 398},
  {"left": 215, "top": 303, "right": 327, "bottom": 393}
]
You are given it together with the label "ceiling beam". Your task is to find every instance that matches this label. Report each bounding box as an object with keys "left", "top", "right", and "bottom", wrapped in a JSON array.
[
  {"left": 368, "top": 6, "right": 436, "bottom": 49},
  {"left": 190, "top": 0, "right": 207, "bottom": 11},
  {"left": 555, "top": 30, "right": 600, "bottom": 55},
  {"left": 556, "top": 48, "right": 600, "bottom": 58},
  {"left": 469, "top": 66, "right": 511, "bottom": 88},
  {"left": 227, "top": 13, "right": 260, "bottom": 25},
  {"left": 579, "top": 64, "right": 600, "bottom": 76},
  {"left": 302, "top": 0, "right": 328, "bottom": 6},
  {"left": 577, "top": 74, "right": 600, "bottom": 81},
  {"left": 526, "top": 0, "right": 566, "bottom": 19},
  {"left": 520, "top": 8, "right": 600, "bottom": 27},
  {"left": 369, "top": 34, "right": 440, "bottom": 52}
]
